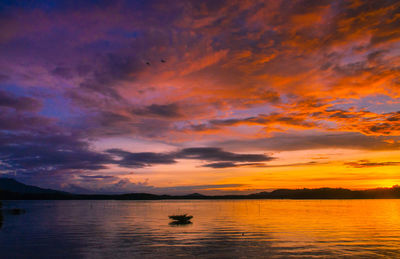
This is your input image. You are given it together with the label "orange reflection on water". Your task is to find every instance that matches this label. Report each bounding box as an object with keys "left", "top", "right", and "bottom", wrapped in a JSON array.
[{"left": 2, "top": 200, "right": 400, "bottom": 258}]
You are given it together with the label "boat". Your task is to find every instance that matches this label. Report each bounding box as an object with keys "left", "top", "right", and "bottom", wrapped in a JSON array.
[{"left": 168, "top": 214, "right": 193, "bottom": 222}]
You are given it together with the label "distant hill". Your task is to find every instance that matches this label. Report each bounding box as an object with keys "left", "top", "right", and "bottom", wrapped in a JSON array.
[
  {"left": 1, "top": 178, "right": 400, "bottom": 200},
  {"left": 0, "top": 178, "right": 68, "bottom": 196},
  {"left": 248, "top": 186, "right": 400, "bottom": 199}
]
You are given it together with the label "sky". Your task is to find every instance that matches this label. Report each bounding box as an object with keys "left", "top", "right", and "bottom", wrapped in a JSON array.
[{"left": 0, "top": 0, "right": 400, "bottom": 194}]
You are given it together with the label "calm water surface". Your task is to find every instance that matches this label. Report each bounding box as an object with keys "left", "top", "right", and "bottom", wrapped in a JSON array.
[{"left": 1, "top": 200, "right": 400, "bottom": 258}]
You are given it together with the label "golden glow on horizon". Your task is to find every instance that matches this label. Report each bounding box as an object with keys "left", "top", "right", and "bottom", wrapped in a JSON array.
[{"left": 90, "top": 148, "right": 400, "bottom": 194}]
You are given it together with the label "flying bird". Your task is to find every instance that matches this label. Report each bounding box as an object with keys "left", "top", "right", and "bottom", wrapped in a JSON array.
[
  {"left": 161, "top": 59, "right": 166, "bottom": 63},
  {"left": 146, "top": 62, "right": 151, "bottom": 66}
]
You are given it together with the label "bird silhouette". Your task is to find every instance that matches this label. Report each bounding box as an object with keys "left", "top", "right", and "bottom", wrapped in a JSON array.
[
  {"left": 146, "top": 62, "right": 151, "bottom": 66},
  {"left": 161, "top": 59, "right": 166, "bottom": 63}
]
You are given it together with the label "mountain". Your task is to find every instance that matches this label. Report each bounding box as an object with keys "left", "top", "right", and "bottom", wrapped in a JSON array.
[{"left": 0, "top": 178, "right": 67, "bottom": 195}]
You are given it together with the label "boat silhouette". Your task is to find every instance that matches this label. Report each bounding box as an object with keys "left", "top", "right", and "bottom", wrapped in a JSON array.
[{"left": 168, "top": 214, "right": 193, "bottom": 223}]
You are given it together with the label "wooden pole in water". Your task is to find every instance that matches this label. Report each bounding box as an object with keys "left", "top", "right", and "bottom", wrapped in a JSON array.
[{"left": 0, "top": 200, "right": 3, "bottom": 229}]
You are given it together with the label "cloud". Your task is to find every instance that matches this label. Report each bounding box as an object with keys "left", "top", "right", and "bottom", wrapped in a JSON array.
[
  {"left": 107, "top": 148, "right": 176, "bottom": 168},
  {"left": 202, "top": 162, "right": 271, "bottom": 168},
  {"left": 344, "top": 160, "right": 400, "bottom": 168},
  {"left": 108, "top": 147, "right": 274, "bottom": 168},
  {"left": 51, "top": 66, "right": 74, "bottom": 79},
  {"left": 79, "top": 175, "right": 116, "bottom": 180},
  {"left": 131, "top": 103, "right": 182, "bottom": 118},
  {"left": 0, "top": 90, "right": 115, "bottom": 175},
  {"left": 1, "top": 0, "right": 400, "bottom": 192},
  {"left": 216, "top": 132, "right": 400, "bottom": 151},
  {"left": 203, "top": 161, "right": 322, "bottom": 169},
  {"left": 202, "top": 162, "right": 239, "bottom": 168},
  {"left": 176, "top": 147, "right": 273, "bottom": 162},
  {"left": 0, "top": 132, "right": 113, "bottom": 174},
  {"left": 0, "top": 90, "right": 42, "bottom": 111},
  {"left": 78, "top": 111, "right": 175, "bottom": 138},
  {"left": 64, "top": 176, "right": 245, "bottom": 195},
  {"left": 64, "top": 178, "right": 151, "bottom": 194},
  {"left": 1, "top": 0, "right": 399, "bottom": 140},
  {"left": 78, "top": 54, "right": 145, "bottom": 100},
  {"left": 0, "top": 109, "right": 51, "bottom": 131},
  {"left": 186, "top": 105, "right": 400, "bottom": 137},
  {"left": 209, "top": 113, "right": 319, "bottom": 130}
]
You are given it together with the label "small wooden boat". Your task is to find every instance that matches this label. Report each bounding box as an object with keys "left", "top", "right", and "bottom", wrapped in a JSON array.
[{"left": 168, "top": 214, "right": 193, "bottom": 222}]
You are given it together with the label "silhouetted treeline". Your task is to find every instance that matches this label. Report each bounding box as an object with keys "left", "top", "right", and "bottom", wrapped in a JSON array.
[
  {"left": 247, "top": 186, "right": 400, "bottom": 199},
  {"left": 2, "top": 187, "right": 400, "bottom": 200},
  {"left": 1, "top": 178, "right": 400, "bottom": 200}
]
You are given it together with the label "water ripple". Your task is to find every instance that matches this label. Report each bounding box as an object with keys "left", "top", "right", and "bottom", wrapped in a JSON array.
[{"left": 1, "top": 200, "right": 400, "bottom": 258}]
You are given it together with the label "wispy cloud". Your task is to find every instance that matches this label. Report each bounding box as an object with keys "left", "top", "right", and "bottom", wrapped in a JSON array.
[{"left": 345, "top": 160, "right": 400, "bottom": 168}]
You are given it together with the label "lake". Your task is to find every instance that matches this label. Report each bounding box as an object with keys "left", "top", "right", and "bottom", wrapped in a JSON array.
[{"left": 1, "top": 200, "right": 400, "bottom": 258}]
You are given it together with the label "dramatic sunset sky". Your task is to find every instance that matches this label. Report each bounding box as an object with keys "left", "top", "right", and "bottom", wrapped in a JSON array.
[{"left": 0, "top": 0, "right": 400, "bottom": 194}]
